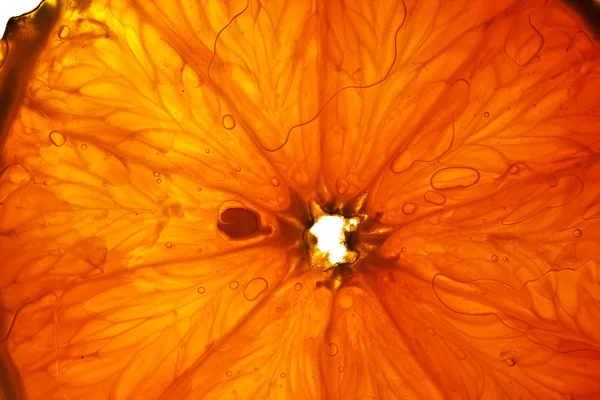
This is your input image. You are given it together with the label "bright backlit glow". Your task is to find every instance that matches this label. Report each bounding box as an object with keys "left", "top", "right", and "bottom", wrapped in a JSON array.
[
  {"left": 309, "top": 215, "right": 356, "bottom": 265},
  {"left": 0, "top": 1, "right": 42, "bottom": 37}
]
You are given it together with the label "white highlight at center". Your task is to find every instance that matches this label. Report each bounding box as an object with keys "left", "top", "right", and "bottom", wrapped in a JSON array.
[{"left": 309, "top": 215, "right": 356, "bottom": 265}]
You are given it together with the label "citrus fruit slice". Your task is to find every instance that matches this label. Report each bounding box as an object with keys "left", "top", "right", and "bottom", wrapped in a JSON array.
[{"left": 1, "top": 0, "right": 600, "bottom": 399}]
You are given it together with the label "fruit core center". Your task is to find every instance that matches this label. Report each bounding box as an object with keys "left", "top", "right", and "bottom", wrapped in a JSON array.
[{"left": 305, "top": 208, "right": 360, "bottom": 271}]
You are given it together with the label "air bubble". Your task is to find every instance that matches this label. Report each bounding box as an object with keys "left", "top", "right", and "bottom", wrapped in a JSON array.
[
  {"left": 326, "top": 343, "right": 338, "bottom": 357},
  {"left": 280, "top": 373, "right": 286, "bottom": 378},
  {"left": 197, "top": 247, "right": 203, "bottom": 252},
  {"left": 58, "top": 25, "right": 71, "bottom": 39},
  {"left": 153, "top": 171, "right": 160, "bottom": 177},
  {"left": 336, "top": 179, "right": 349, "bottom": 195},
  {"left": 226, "top": 370, "right": 232, "bottom": 377},
  {"left": 504, "top": 357, "right": 516, "bottom": 367},
  {"left": 197, "top": 187, "right": 202, "bottom": 192},
  {"left": 491, "top": 255, "right": 498, "bottom": 262},
  {"left": 533, "top": 104, "right": 537, "bottom": 108},
  {"left": 156, "top": 179, "right": 162, "bottom": 184},
  {"left": 401, "top": 247, "right": 407, "bottom": 252},
  {"left": 431, "top": 167, "right": 479, "bottom": 190},
  {"left": 402, "top": 202, "right": 417, "bottom": 215},
  {"left": 243, "top": 277, "right": 268, "bottom": 301},
  {"left": 294, "top": 283, "right": 302, "bottom": 291},
  {"left": 338, "top": 366, "right": 345, "bottom": 373},
  {"left": 235, "top": 166, "right": 242, "bottom": 172},
  {"left": 501, "top": 206, "right": 506, "bottom": 211},
  {"left": 222, "top": 114, "right": 236, "bottom": 130},
  {"left": 197, "top": 286, "right": 205, "bottom": 294},
  {"left": 229, "top": 281, "right": 239, "bottom": 290},
  {"left": 424, "top": 191, "right": 446, "bottom": 205},
  {"left": 573, "top": 229, "right": 582, "bottom": 238},
  {"left": 165, "top": 242, "right": 173, "bottom": 249},
  {"left": 205, "top": 149, "right": 210, "bottom": 154},
  {"left": 43, "top": 181, "right": 48, "bottom": 185},
  {"left": 503, "top": 256, "right": 509, "bottom": 262},
  {"left": 101, "top": 182, "right": 107, "bottom": 187},
  {"left": 484, "top": 112, "right": 490, "bottom": 117},
  {"left": 271, "top": 178, "right": 280, "bottom": 187},
  {"left": 276, "top": 307, "right": 281, "bottom": 312},
  {"left": 49, "top": 131, "right": 67, "bottom": 147},
  {"left": 80, "top": 144, "right": 88, "bottom": 150},
  {"left": 455, "top": 350, "right": 467, "bottom": 360}
]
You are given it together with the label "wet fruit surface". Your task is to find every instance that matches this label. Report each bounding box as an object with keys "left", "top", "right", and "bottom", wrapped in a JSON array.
[{"left": 1, "top": 0, "right": 600, "bottom": 399}]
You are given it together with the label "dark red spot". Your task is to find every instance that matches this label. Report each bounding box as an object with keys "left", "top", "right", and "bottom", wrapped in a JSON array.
[{"left": 217, "top": 208, "right": 259, "bottom": 239}]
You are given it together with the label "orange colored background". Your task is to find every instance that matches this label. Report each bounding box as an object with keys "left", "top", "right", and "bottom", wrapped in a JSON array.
[{"left": 1, "top": 0, "right": 600, "bottom": 399}]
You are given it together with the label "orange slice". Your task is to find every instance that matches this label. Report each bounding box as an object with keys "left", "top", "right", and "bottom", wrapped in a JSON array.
[{"left": 1, "top": 0, "right": 600, "bottom": 399}]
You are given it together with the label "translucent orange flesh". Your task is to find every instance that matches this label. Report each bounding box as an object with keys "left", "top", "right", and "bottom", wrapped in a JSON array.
[{"left": 1, "top": 0, "right": 600, "bottom": 399}]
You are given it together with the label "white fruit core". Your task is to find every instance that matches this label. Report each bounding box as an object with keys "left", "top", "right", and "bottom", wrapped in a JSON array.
[{"left": 308, "top": 215, "right": 357, "bottom": 266}]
